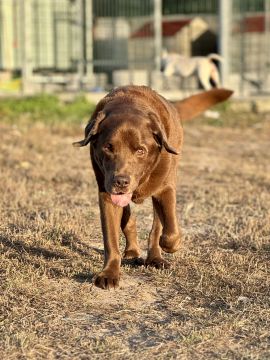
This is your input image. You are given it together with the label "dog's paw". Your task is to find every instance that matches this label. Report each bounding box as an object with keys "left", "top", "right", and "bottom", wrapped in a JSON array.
[
  {"left": 123, "top": 248, "right": 141, "bottom": 259},
  {"left": 94, "top": 271, "right": 120, "bottom": 290},
  {"left": 160, "top": 233, "right": 181, "bottom": 253},
  {"left": 145, "top": 257, "right": 170, "bottom": 269}
]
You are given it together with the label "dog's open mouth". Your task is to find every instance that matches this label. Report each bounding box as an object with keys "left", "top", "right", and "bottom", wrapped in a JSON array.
[{"left": 110, "top": 193, "right": 133, "bottom": 207}]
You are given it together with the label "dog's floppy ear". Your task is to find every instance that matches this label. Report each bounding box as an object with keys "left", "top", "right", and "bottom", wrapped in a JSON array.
[
  {"left": 72, "top": 111, "right": 106, "bottom": 147},
  {"left": 173, "top": 88, "right": 233, "bottom": 122},
  {"left": 148, "top": 112, "right": 179, "bottom": 155}
]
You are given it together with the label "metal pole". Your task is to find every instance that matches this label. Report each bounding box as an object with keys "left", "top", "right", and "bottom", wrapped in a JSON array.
[
  {"left": 239, "top": 5, "right": 245, "bottom": 96},
  {"left": 77, "top": 0, "right": 84, "bottom": 88},
  {"left": 22, "top": 0, "right": 33, "bottom": 94},
  {"left": 0, "top": 1, "right": 2, "bottom": 69},
  {"left": 85, "top": 0, "right": 93, "bottom": 77},
  {"left": 153, "top": 0, "right": 162, "bottom": 72},
  {"left": 219, "top": 0, "right": 231, "bottom": 88},
  {"left": 264, "top": 0, "right": 270, "bottom": 89}
]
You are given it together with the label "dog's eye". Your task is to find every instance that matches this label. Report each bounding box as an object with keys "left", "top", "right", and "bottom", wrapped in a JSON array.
[
  {"left": 136, "top": 148, "right": 146, "bottom": 156},
  {"left": 103, "top": 143, "right": 113, "bottom": 152}
]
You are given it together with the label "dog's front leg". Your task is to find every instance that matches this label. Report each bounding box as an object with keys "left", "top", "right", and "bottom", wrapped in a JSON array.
[
  {"left": 94, "top": 192, "right": 123, "bottom": 290},
  {"left": 154, "top": 187, "right": 182, "bottom": 254}
]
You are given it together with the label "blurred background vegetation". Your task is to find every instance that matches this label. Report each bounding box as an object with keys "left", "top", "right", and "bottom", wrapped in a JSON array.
[{"left": 0, "top": 95, "right": 95, "bottom": 125}]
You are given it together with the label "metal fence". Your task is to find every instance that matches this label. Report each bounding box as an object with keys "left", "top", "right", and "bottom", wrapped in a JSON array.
[
  {"left": 231, "top": 0, "right": 270, "bottom": 95},
  {"left": 0, "top": 0, "right": 269, "bottom": 96}
]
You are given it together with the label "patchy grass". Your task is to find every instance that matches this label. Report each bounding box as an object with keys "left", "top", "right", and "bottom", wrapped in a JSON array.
[
  {"left": 199, "top": 104, "right": 262, "bottom": 128},
  {"left": 0, "top": 112, "right": 269, "bottom": 359},
  {"left": 0, "top": 94, "right": 95, "bottom": 125}
]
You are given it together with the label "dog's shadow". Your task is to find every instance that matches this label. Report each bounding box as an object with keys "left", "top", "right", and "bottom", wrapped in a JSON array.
[
  {"left": 0, "top": 231, "right": 145, "bottom": 285},
  {"left": 0, "top": 233, "right": 96, "bottom": 281},
  {"left": 0, "top": 235, "right": 68, "bottom": 260},
  {"left": 60, "top": 236, "right": 146, "bottom": 269},
  {"left": 67, "top": 240, "right": 145, "bottom": 283},
  {"left": 121, "top": 257, "right": 145, "bottom": 267},
  {"left": 73, "top": 256, "right": 145, "bottom": 284}
]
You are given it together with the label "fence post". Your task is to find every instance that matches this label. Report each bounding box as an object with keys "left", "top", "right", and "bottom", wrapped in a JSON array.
[
  {"left": 85, "top": 0, "right": 93, "bottom": 77},
  {"left": 264, "top": 0, "right": 270, "bottom": 87},
  {"left": 154, "top": 0, "right": 162, "bottom": 72},
  {"left": 77, "top": 0, "right": 85, "bottom": 89},
  {"left": 22, "top": 0, "right": 33, "bottom": 94},
  {"left": 219, "top": 0, "right": 231, "bottom": 88}
]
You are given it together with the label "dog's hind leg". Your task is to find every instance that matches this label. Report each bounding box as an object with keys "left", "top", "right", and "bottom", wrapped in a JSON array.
[
  {"left": 145, "top": 196, "right": 174, "bottom": 269},
  {"left": 198, "top": 61, "right": 212, "bottom": 90},
  {"left": 210, "top": 64, "right": 221, "bottom": 87},
  {"left": 154, "top": 187, "right": 182, "bottom": 254},
  {"left": 146, "top": 198, "right": 164, "bottom": 268},
  {"left": 121, "top": 205, "right": 141, "bottom": 259}
]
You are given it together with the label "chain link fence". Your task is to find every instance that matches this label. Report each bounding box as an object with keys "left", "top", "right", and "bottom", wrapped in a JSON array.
[{"left": 231, "top": 0, "right": 270, "bottom": 95}]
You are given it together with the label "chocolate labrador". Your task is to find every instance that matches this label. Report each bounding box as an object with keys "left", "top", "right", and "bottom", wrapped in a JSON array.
[{"left": 73, "top": 86, "right": 232, "bottom": 290}]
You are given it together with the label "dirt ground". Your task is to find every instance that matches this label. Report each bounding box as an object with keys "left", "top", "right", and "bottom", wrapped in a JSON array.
[{"left": 0, "top": 115, "right": 269, "bottom": 359}]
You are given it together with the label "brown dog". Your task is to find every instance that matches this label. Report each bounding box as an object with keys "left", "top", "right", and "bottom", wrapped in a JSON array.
[{"left": 73, "top": 86, "right": 232, "bottom": 290}]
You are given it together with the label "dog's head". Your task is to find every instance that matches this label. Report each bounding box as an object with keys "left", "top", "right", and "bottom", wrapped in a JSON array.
[{"left": 73, "top": 107, "right": 178, "bottom": 207}]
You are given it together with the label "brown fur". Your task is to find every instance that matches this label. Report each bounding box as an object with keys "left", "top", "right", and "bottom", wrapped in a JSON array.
[{"left": 73, "top": 85, "right": 233, "bottom": 289}]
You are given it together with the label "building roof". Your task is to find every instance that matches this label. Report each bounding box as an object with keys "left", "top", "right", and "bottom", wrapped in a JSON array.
[
  {"left": 131, "top": 19, "right": 192, "bottom": 38},
  {"left": 235, "top": 15, "right": 265, "bottom": 33}
]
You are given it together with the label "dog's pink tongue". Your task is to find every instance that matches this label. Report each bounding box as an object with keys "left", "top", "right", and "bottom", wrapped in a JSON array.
[{"left": 111, "top": 193, "right": 132, "bottom": 207}]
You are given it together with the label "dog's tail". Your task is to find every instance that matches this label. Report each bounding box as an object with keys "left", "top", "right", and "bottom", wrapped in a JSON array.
[
  {"left": 172, "top": 88, "right": 233, "bottom": 122},
  {"left": 207, "top": 53, "right": 223, "bottom": 62}
]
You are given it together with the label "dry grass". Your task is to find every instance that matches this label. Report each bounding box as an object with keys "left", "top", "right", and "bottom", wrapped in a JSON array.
[{"left": 0, "top": 113, "right": 269, "bottom": 359}]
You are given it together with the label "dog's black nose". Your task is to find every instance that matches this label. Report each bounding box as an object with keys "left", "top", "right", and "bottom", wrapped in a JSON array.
[{"left": 113, "top": 175, "right": 130, "bottom": 188}]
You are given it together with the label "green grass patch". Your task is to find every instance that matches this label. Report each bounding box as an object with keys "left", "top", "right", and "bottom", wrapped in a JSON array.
[
  {"left": 0, "top": 94, "right": 95, "bottom": 125},
  {"left": 0, "top": 95, "right": 265, "bottom": 129}
]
